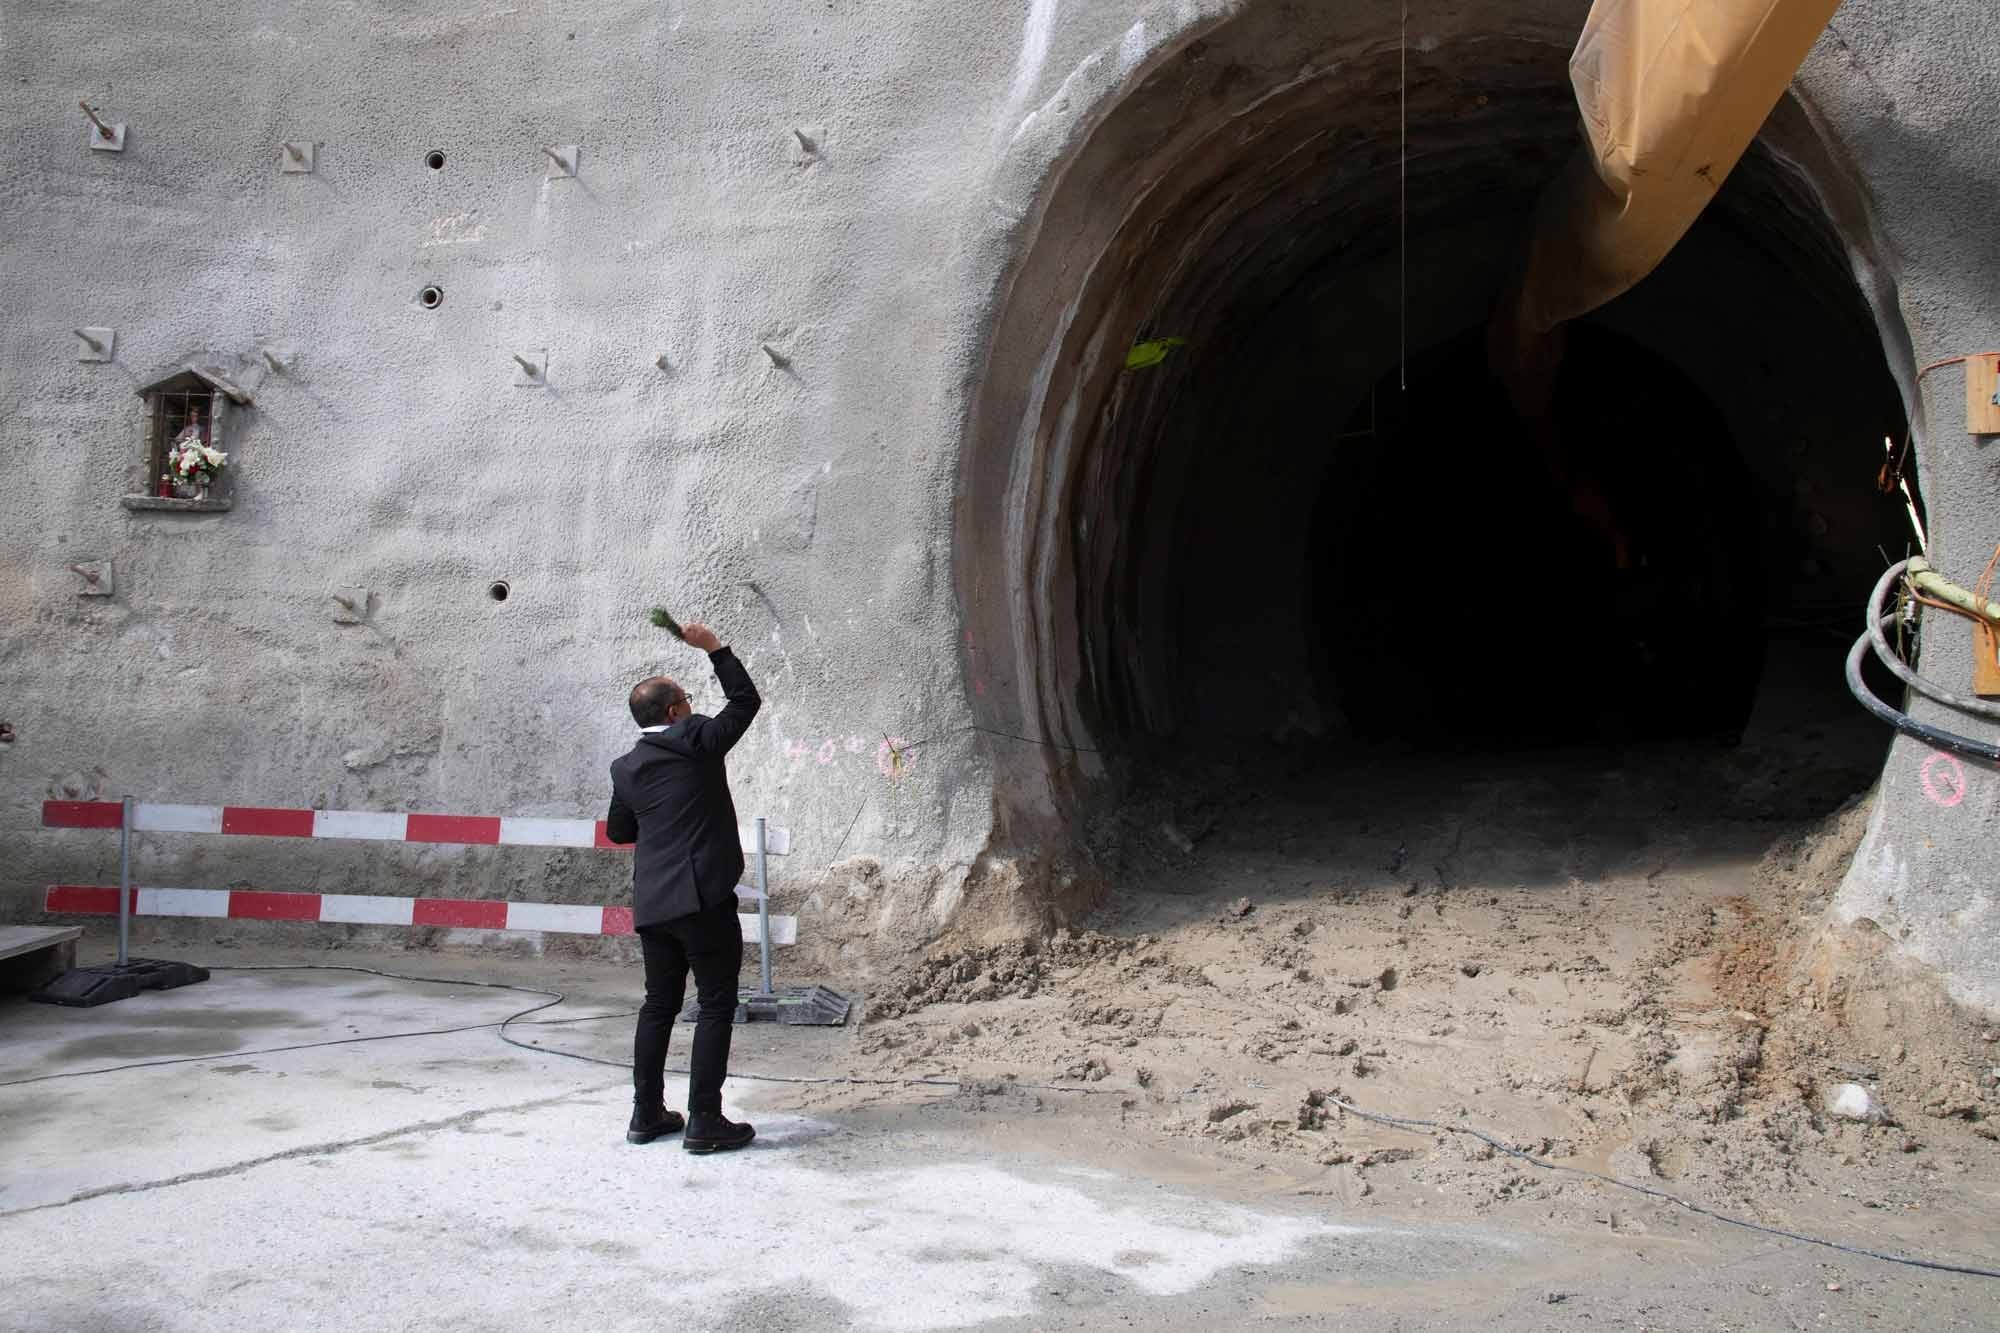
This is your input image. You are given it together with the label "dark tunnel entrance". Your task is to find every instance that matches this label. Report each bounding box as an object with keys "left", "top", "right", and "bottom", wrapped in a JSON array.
[
  {"left": 958, "top": 6, "right": 1916, "bottom": 836},
  {"left": 1311, "top": 326, "right": 1766, "bottom": 752}
]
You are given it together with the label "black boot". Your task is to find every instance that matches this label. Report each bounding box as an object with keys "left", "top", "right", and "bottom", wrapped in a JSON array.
[
  {"left": 627, "top": 1103, "right": 686, "bottom": 1145},
  {"left": 682, "top": 1111, "right": 755, "bottom": 1154}
]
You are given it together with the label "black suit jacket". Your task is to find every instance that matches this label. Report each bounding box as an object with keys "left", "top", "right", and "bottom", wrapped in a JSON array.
[{"left": 606, "top": 647, "right": 761, "bottom": 928}]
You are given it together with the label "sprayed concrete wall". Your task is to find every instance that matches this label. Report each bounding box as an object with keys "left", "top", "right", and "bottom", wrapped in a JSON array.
[
  {"left": 0, "top": 0, "right": 1045, "bottom": 974},
  {"left": 2, "top": 1, "right": 1996, "bottom": 1006},
  {"left": 1804, "top": 6, "right": 2000, "bottom": 1018}
]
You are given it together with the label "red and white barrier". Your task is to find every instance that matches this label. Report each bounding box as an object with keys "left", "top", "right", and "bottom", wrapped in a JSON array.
[
  {"left": 41, "top": 800, "right": 792, "bottom": 855},
  {"left": 42, "top": 885, "right": 797, "bottom": 945},
  {"left": 39, "top": 800, "right": 797, "bottom": 946}
]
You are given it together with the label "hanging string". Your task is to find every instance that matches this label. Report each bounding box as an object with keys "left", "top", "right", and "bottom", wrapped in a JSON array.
[
  {"left": 1879, "top": 354, "right": 1966, "bottom": 498},
  {"left": 1399, "top": 0, "right": 1409, "bottom": 392}
]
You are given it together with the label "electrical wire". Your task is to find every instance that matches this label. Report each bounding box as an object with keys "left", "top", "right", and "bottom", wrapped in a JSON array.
[
  {"left": 4, "top": 963, "right": 1118, "bottom": 1098},
  {"left": 1879, "top": 355, "right": 1966, "bottom": 498},
  {"left": 773, "top": 691, "right": 1099, "bottom": 904},
  {"left": 810, "top": 792, "right": 876, "bottom": 897},
  {"left": 12, "top": 965, "right": 1994, "bottom": 1277},
  {"left": 0, "top": 1013, "right": 530, "bottom": 1088},
  {"left": 1871, "top": 556, "right": 2000, "bottom": 719},
  {"left": 1870, "top": 599, "right": 2000, "bottom": 722},
  {"left": 894, "top": 723, "right": 1100, "bottom": 758},
  {"left": 498, "top": 1015, "right": 1111, "bottom": 1094},
  {"left": 824, "top": 721, "right": 1103, "bottom": 880},
  {"left": 1846, "top": 561, "right": 2000, "bottom": 763},
  {"left": 1847, "top": 623, "right": 2000, "bottom": 764},
  {"left": 1324, "top": 1094, "right": 2000, "bottom": 1281}
]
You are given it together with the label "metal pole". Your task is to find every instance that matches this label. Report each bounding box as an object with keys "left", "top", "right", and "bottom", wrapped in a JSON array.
[
  {"left": 754, "top": 816, "right": 774, "bottom": 998},
  {"left": 117, "top": 794, "right": 132, "bottom": 969}
]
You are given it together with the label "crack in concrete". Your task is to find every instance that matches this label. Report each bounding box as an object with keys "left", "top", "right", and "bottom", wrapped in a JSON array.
[{"left": 0, "top": 1081, "right": 624, "bottom": 1221}]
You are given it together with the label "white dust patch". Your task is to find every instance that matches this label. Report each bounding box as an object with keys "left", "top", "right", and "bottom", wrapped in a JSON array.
[{"left": 650, "top": 1127, "right": 1346, "bottom": 1329}]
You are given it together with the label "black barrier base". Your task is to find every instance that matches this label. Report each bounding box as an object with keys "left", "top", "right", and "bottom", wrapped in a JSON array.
[
  {"left": 680, "top": 984, "right": 852, "bottom": 1026},
  {"left": 29, "top": 958, "right": 211, "bottom": 1008}
]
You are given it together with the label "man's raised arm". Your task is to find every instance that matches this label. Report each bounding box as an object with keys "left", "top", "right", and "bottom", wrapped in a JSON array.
[{"left": 681, "top": 622, "right": 760, "bottom": 756}]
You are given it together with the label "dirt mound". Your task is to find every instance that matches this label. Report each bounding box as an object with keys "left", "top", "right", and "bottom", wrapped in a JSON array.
[
  {"left": 844, "top": 757, "right": 1999, "bottom": 1235},
  {"left": 867, "top": 928, "right": 1141, "bottom": 1019}
]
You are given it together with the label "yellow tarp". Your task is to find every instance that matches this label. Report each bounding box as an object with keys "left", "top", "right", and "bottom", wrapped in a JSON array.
[{"left": 1495, "top": 0, "right": 1841, "bottom": 409}]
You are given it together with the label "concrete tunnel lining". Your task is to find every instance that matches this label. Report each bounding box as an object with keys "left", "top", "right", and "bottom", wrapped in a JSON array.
[{"left": 956, "top": 4, "right": 1915, "bottom": 838}]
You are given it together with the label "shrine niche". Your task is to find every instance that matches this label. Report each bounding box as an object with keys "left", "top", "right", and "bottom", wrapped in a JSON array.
[{"left": 123, "top": 361, "right": 252, "bottom": 512}]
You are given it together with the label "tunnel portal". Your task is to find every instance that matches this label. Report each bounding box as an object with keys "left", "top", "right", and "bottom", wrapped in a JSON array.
[{"left": 958, "top": 5, "right": 1910, "bottom": 825}]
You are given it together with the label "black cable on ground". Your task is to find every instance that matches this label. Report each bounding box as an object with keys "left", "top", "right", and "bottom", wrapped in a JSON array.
[
  {"left": 0, "top": 965, "right": 571, "bottom": 1088},
  {"left": 10, "top": 964, "right": 1996, "bottom": 1277},
  {"left": 0, "top": 1014, "right": 526, "bottom": 1088},
  {"left": 4, "top": 963, "right": 1117, "bottom": 1098},
  {"left": 0, "top": 1004, "right": 649, "bottom": 1087},
  {"left": 1324, "top": 1094, "right": 2000, "bottom": 1281}
]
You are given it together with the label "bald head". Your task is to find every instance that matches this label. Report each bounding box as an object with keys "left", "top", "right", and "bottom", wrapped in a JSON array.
[{"left": 629, "top": 675, "right": 688, "bottom": 727}]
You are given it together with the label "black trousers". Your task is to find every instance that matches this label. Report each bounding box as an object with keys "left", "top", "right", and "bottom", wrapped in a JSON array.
[{"left": 634, "top": 898, "right": 743, "bottom": 1114}]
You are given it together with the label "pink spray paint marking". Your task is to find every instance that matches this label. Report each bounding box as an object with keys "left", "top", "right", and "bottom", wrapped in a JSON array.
[
  {"left": 1920, "top": 752, "right": 1967, "bottom": 808},
  {"left": 778, "top": 735, "right": 913, "bottom": 779}
]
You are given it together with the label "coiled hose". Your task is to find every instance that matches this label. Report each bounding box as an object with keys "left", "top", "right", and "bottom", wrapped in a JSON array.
[{"left": 1846, "top": 560, "right": 2000, "bottom": 763}]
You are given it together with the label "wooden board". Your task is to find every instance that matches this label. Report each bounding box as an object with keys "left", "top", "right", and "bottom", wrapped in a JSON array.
[
  {"left": 1965, "top": 353, "right": 2000, "bottom": 435},
  {"left": 1976, "top": 624, "right": 2000, "bottom": 699},
  {"left": 0, "top": 924, "right": 81, "bottom": 962}
]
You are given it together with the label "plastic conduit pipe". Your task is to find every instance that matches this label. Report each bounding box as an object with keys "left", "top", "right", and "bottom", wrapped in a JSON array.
[{"left": 1846, "top": 560, "right": 2000, "bottom": 763}]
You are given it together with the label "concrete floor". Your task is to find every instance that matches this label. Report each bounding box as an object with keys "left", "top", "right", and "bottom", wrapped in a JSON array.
[{"left": 2, "top": 944, "right": 1994, "bottom": 1331}]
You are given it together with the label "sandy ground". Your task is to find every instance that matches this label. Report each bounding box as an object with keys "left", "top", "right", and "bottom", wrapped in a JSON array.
[
  {"left": 849, "top": 732, "right": 2000, "bottom": 1308},
  {"left": 7, "top": 713, "right": 2000, "bottom": 1327},
  {"left": 3, "top": 944, "right": 1997, "bottom": 1332}
]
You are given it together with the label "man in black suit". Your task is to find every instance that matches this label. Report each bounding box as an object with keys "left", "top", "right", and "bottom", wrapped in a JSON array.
[{"left": 605, "top": 621, "right": 761, "bottom": 1154}]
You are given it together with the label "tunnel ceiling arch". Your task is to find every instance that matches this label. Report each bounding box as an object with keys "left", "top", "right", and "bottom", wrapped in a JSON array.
[{"left": 956, "top": 0, "right": 1911, "bottom": 822}]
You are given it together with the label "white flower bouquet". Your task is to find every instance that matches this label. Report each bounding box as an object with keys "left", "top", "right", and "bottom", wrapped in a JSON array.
[{"left": 166, "top": 427, "right": 228, "bottom": 493}]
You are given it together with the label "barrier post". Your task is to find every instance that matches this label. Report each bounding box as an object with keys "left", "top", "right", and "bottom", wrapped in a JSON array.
[
  {"left": 754, "top": 815, "right": 774, "bottom": 998},
  {"left": 116, "top": 795, "right": 131, "bottom": 968},
  {"left": 729, "top": 811, "right": 848, "bottom": 1023},
  {"left": 30, "top": 794, "right": 208, "bottom": 1006}
]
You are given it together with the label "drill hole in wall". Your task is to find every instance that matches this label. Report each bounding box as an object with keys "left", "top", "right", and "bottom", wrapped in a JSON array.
[
  {"left": 419, "top": 286, "right": 444, "bottom": 309},
  {"left": 425, "top": 150, "right": 446, "bottom": 171},
  {"left": 488, "top": 581, "right": 510, "bottom": 602}
]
